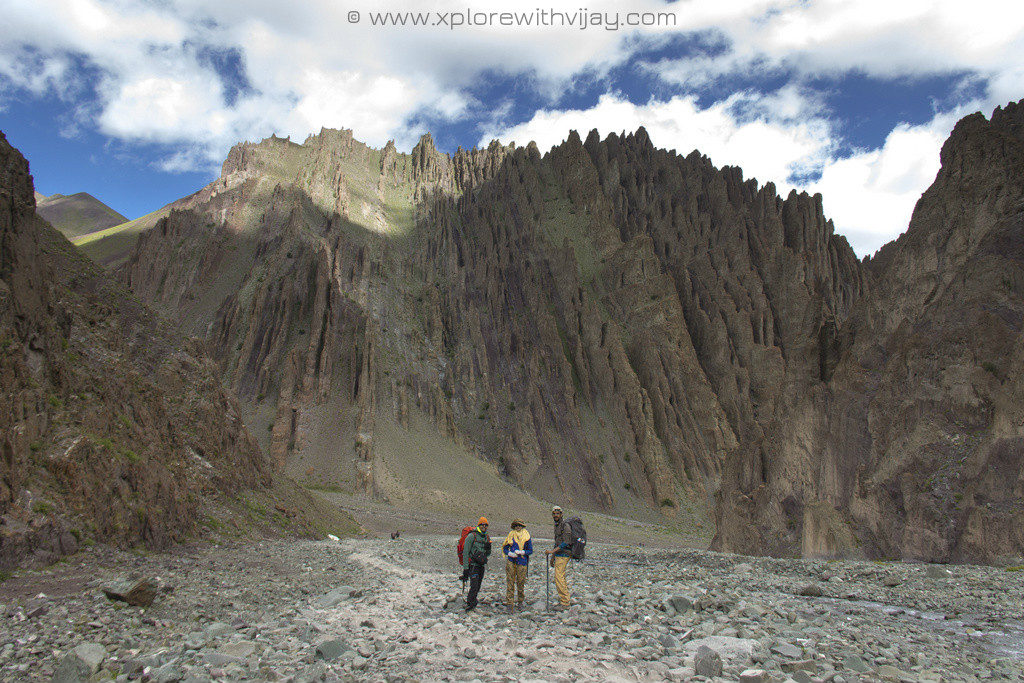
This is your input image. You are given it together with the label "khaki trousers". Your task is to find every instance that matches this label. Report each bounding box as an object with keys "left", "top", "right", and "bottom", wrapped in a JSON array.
[
  {"left": 505, "top": 561, "right": 528, "bottom": 605},
  {"left": 553, "top": 556, "right": 571, "bottom": 606}
]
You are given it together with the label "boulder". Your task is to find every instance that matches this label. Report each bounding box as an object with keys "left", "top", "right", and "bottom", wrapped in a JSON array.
[
  {"left": 51, "top": 643, "right": 105, "bottom": 682},
  {"left": 798, "top": 583, "right": 824, "bottom": 597},
  {"left": 684, "top": 636, "right": 758, "bottom": 661},
  {"left": 102, "top": 577, "right": 158, "bottom": 607},
  {"left": 693, "top": 645, "right": 723, "bottom": 678}
]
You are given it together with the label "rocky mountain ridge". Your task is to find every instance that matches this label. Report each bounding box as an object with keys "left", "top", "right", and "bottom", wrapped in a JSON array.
[{"left": 115, "top": 100, "right": 1023, "bottom": 563}]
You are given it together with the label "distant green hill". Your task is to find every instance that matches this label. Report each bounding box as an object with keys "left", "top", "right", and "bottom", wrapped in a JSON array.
[{"left": 36, "top": 191, "right": 128, "bottom": 240}]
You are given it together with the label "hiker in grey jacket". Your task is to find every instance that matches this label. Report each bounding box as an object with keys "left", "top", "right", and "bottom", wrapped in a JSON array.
[
  {"left": 545, "top": 506, "right": 573, "bottom": 608},
  {"left": 460, "top": 517, "right": 491, "bottom": 611}
]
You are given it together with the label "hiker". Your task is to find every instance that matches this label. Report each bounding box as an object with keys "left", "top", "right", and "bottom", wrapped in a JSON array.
[
  {"left": 460, "top": 517, "right": 491, "bottom": 611},
  {"left": 545, "top": 505, "right": 572, "bottom": 609},
  {"left": 501, "top": 519, "right": 532, "bottom": 610}
]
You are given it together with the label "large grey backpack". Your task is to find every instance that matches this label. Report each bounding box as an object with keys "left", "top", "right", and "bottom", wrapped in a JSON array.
[{"left": 567, "top": 517, "right": 587, "bottom": 560}]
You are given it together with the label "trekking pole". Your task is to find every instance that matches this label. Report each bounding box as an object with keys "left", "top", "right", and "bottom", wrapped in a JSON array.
[{"left": 545, "top": 559, "right": 550, "bottom": 611}]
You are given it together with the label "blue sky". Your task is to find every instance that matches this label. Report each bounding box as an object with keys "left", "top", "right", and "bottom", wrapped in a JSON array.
[{"left": 1, "top": 1, "right": 1022, "bottom": 255}]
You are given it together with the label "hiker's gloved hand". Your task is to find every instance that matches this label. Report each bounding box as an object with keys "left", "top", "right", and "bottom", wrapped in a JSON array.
[{"left": 460, "top": 569, "right": 469, "bottom": 582}]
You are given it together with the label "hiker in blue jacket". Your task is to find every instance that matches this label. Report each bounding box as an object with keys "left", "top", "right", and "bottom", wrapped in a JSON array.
[{"left": 501, "top": 519, "right": 532, "bottom": 611}]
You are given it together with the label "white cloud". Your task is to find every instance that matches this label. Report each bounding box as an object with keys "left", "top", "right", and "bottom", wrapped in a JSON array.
[
  {"left": 0, "top": 52, "right": 73, "bottom": 98},
  {"left": 286, "top": 70, "right": 423, "bottom": 148},
  {"left": 809, "top": 109, "right": 970, "bottom": 255},
  {"left": 157, "top": 147, "right": 210, "bottom": 173},
  {"left": 664, "top": 0, "right": 1024, "bottom": 82},
  {"left": 99, "top": 74, "right": 225, "bottom": 142}
]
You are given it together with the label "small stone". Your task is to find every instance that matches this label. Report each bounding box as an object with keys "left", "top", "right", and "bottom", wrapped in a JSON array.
[
  {"left": 771, "top": 642, "right": 803, "bottom": 659},
  {"left": 843, "top": 654, "right": 871, "bottom": 673},
  {"left": 202, "top": 652, "right": 238, "bottom": 666},
  {"left": 293, "top": 662, "right": 327, "bottom": 683},
  {"left": 218, "top": 641, "right": 256, "bottom": 658},
  {"left": 876, "top": 664, "right": 911, "bottom": 681},
  {"left": 154, "top": 662, "right": 184, "bottom": 683},
  {"left": 694, "top": 645, "right": 723, "bottom": 678},
  {"left": 204, "top": 622, "right": 232, "bottom": 638},
  {"left": 739, "top": 669, "right": 768, "bottom": 683},
  {"left": 73, "top": 643, "right": 106, "bottom": 672},
  {"left": 668, "top": 595, "right": 695, "bottom": 613},
  {"left": 314, "top": 639, "right": 350, "bottom": 662},
  {"left": 315, "top": 587, "right": 353, "bottom": 608},
  {"left": 925, "top": 566, "right": 952, "bottom": 579},
  {"left": 26, "top": 603, "right": 48, "bottom": 619},
  {"left": 782, "top": 659, "right": 818, "bottom": 673}
]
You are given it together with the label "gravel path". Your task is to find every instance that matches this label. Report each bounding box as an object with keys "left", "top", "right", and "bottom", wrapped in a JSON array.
[{"left": 2, "top": 536, "right": 1022, "bottom": 681}]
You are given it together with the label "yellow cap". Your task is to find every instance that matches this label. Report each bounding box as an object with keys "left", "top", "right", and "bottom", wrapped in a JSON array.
[{"left": 478, "top": 517, "right": 489, "bottom": 526}]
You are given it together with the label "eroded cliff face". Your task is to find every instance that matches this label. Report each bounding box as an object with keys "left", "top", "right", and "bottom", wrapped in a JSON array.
[
  {"left": 715, "top": 101, "right": 1024, "bottom": 563},
  {"left": 116, "top": 101, "right": 1024, "bottom": 562},
  {"left": 119, "top": 121, "right": 864, "bottom": 528},
  {"left": 0, "top": 132, "right": 317, "bottom": 570}
]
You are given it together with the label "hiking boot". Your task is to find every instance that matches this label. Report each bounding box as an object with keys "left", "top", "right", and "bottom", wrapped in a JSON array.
[{"left": 464, "top": 604, "right": 476, "bottom": 612}]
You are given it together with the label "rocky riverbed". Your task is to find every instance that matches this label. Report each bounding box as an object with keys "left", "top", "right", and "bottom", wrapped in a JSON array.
[{"left": 1, "top": 536, "right": 1022, "bottom": 682}]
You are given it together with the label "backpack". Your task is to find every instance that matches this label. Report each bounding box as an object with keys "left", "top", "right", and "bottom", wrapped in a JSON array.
[
  {"left": 567, "top": 517, "right": 587, "bottom": 560},
  {"left": 457, "top": 526, "right": 473, "bottom": 564}
]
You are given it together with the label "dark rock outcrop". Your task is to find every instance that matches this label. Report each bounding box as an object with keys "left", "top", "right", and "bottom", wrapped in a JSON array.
[
  {"left": 0, "top": 131, "right": 344, "bottom": 571},
  {"left": 715, "top": 100, "right": 1024, "bottom": 563}
]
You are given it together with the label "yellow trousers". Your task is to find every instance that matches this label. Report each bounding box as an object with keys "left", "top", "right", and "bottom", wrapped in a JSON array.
[
  {"left": 505, "top": 561, "right": 528, "bottom": 605},
  {"left": 553, "top": 556, "right": 571, "bottom": 606}
]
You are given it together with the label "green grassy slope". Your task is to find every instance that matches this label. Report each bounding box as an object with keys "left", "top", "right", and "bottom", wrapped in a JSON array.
[{"left": 36, "top": 192, "right": 128, "bottom": 240}]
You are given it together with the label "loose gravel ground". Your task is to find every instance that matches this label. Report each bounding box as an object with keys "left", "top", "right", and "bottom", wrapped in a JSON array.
[{"left": 2, "top": 535, "right": 1023, "bottom": 681}]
